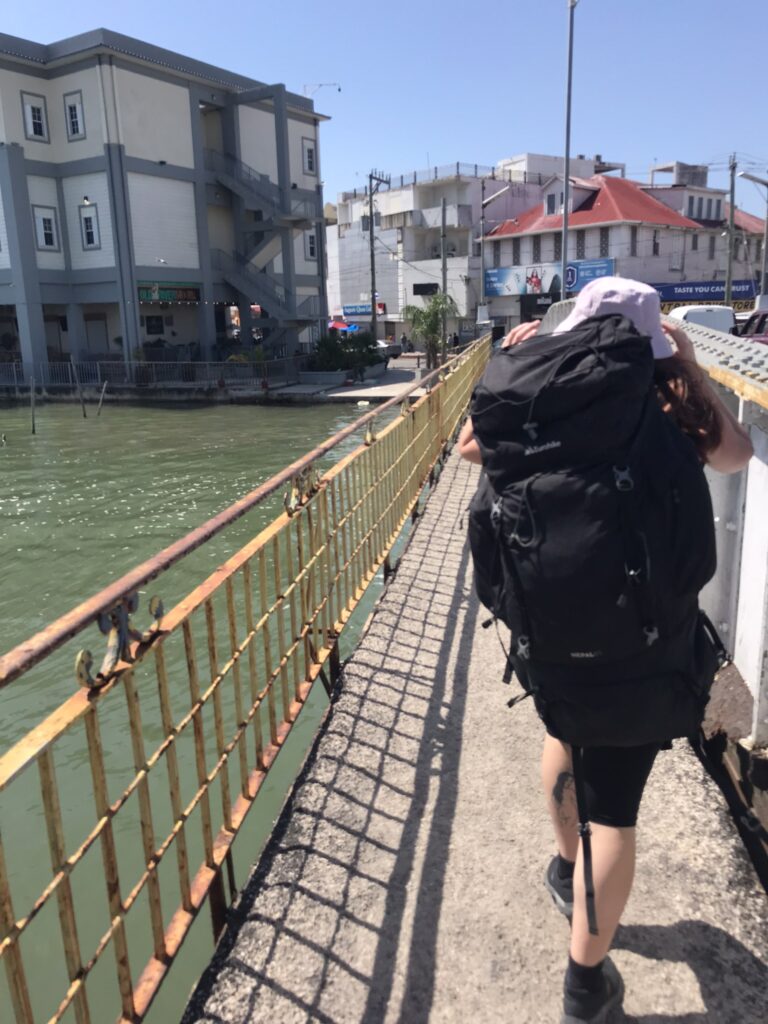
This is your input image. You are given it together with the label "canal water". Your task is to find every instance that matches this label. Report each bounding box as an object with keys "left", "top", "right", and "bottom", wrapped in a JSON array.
[{"left": 0, "top": 400, "right": 395, "bottom": 1022}]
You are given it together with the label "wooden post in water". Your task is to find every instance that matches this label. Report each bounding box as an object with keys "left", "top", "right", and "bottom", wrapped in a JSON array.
[
  {"left": 96, "top": 379, "right": 108, "bottom": 416},
  {"left": 70, "top": 357, "right": 87, "bottom": 418},
  {"left": 30, "top": 377, "right": 36, "bottom": 435}
]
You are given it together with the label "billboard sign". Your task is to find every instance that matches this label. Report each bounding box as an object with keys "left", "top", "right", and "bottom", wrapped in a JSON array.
[
  {"left": 651, "top": 280, "right": 756, "bottom": 302},
  {"left": 485, "top": 258, "right": 614, "bottom": 298},
  {"left": 342, "top": 302, "right": 386, "bottom": 316}
]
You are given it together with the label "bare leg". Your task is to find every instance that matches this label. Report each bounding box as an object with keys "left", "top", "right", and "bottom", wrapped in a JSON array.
[
  {"left": 541, "top": 734, "right": 579, "bottom": 862},
  {"left": 542, "top": 735, "right": 637, "bottom": 965},
  {"left": 571, "top": 824, "right": 636, "bottom": 966}
]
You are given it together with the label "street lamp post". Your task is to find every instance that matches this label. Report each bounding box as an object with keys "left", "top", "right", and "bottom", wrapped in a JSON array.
[
  {"left": 479, "top": 181, "right": 511, "bottom": 322},
  {"left": 561, "top": 0, "right": 578, "bottom": 300},
  {"left": 738, "top": 170, "right": 768, "bottom": 306}
]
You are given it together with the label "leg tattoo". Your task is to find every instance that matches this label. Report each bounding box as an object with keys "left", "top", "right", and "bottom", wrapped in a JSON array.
[{"left": 553, "top": 770, "right": 577, "bottom": 830}]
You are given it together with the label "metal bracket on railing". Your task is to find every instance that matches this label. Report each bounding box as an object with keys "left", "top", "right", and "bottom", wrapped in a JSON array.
[
  {"left": 76, "top": 593, "right": 164, "bottom": 689},
  {"left": 400, "top": 399, "right": 411, "bottom": 418},
  {"left": 364, "top": 424, "right": 376, "bottom": 446},
  {"left": 283, "top": 464, "right": 319, "bottom": 515}
]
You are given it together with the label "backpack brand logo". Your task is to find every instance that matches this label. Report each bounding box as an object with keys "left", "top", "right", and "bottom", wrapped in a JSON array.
[
  {"left": 570, "top": 651, "right": 602, "bottom": 659},
  {"left": 524, "top": 440, "right": 561, "bottom": 457}
]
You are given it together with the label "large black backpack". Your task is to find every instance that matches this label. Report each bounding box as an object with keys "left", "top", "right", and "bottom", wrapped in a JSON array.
[{"left": 468, "top": 313, "right": 726, "bottom": 750}]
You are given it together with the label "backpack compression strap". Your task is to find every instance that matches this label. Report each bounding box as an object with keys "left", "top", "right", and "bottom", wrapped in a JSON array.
[{"left": 571, "top": 746, "right": 599, "bottom": 936}]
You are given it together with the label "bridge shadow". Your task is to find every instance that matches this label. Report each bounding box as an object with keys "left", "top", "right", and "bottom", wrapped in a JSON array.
[
  {"left": 182, "top": 464, "right": 480, "bottom": 1023},
  {"left": 613, "top": 921, "right": 768, "bottom": 1023}
]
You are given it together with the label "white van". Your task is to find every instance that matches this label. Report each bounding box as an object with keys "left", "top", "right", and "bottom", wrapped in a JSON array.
[{"left": 667, "top": 305, "right": 737, "bottom": 334}]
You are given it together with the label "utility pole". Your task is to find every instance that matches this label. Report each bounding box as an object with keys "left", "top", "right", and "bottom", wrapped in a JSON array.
[
  {"left": 368, "top": 169, "right": 390, "bottom": 341},
  {"left": 479, "top": 181, "right": 511, "bottom": 327},
  {"left": 561, "top": 0, "right": 578, "bottom": 299},
  {"left": 725, "top": 153, "right": 737, "bottom": 306},
  {"left": 738, "top": 170, "right": 768, "bottom": 305},
  {"left": 480, "top": 178, "right": 486, "bottom": 310},
  {"left": 441, "top": 196, "right": 448, "bottom": 363}
]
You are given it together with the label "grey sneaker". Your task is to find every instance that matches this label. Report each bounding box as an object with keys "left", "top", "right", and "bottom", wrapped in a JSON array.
[
  {"left": 561, "top": 957, "right": 624, "bottom": 1023},
  {"left": 545, "top": 856, "right": 574, "bottom": 920}
]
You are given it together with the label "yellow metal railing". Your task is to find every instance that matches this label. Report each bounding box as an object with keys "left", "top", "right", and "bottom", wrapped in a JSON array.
[{"left": 0, "top": 338, "right": 490, "bottom": 1024}]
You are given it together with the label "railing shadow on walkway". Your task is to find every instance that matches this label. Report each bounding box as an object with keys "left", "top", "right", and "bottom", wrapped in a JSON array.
[
  {"left": 183, "top": 459, "right": 480, "bottom": 1023},
  {"left": 182, "top": 448, "right": 768, "bottom": 1024}
]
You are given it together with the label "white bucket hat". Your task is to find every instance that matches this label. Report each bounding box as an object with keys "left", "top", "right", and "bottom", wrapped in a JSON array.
[{"left": 554, "top": 276, "right": 673, "bottom": 358}]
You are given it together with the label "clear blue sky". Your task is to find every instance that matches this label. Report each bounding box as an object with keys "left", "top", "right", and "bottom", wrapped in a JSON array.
[{"left": 6, "top": 0, "right": 767, "bottom": 216}]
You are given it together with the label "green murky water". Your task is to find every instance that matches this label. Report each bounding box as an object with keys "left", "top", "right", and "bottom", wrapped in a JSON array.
[{"left": 0, "top": 400, "right": 395, "bottom": 1023}]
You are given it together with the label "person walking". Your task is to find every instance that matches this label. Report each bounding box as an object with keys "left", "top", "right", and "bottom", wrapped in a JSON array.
[{"left": 458, "top": 278, "right": 753, "bottom": 1022}]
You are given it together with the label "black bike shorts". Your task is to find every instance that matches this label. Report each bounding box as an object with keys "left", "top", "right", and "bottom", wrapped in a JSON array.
[{"left": 567, "top": 742, "right": 660, "bottom": 828}]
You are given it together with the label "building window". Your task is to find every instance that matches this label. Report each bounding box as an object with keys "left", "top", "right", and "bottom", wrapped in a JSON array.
[
  {"left": 64, "top": 91, "right": 85, "bottom": 141},
  {"left": 532, "top": 235, "right": 541, "bottom": 262},
  {"left": 652, "top": 230, "right": 660, "bottom": 256},
  {"left": 734, "top": 237, "right": 742, "bottom": 262},
  {"left": 554, "top": 232, "right": 562, "bottom": 261},
  {"left": 305, "top": 232, "right": 317, "bottom": 260},
  {"left": 691, "top": 233, "right": 698, "bottom": 251},
  {"left": 757, "top": 238, "right": 763, "bottom": 266},
  {"left": 630, "top": 226, "right": 638, "bottom": 257},
  {"left": 599, "top": 227, "right": 610, "bottom": 257},
  {"left": 32, "top": 205, "right": 59, "bottom": 250},
  {"left": 512, "top": 237, "right": 520, "bottom": 266},
  {"left": 715, "top": 199, "right": 722, "bottom": 221},
  {"left": 145, "top": 315, "right": 164, "bottom": 335},
  {"left": 708, "top": 234, "right": 715, "bottom": 260},
  {"left": 706, "top": 197, "right": 712, "bottom": 220},
  {"left": 687, "top": 195, "right": 694, "bottom": 218},
  {"left": 546, "top": 193, "right": 556, "bottom": 215},
  {"left": 696, "top": 197, "right": 703, "bottom": 219},
  {"left": 21, "top": 92, "right": 49, "bottom": 142},
  {"left": 576, "top": 229, "right": 585, "bottom": 259},
  {"left": 79, "top": 204, "right": 100, "bottom": 249},
  {"left": 302, "top": 138, "right": 316, "bottom": 175},
  {"left": 493, "top": 241, "right": 500, "bottom": 268}
]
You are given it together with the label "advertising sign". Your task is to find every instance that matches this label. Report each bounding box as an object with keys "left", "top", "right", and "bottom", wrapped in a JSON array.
[
  {"left": 138, "top": 282, "right": 201, "bottom": 302},
  {"left": 651, "top": 280, "right": 756, "bottom": 302},
  {"left": 485, "top": 258, "right": 614, "bottom": 298},
  {"left": 342, "top": 302, "right": 386, "bottom": 317}
]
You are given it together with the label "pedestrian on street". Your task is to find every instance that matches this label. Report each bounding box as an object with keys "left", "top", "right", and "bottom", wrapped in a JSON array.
[{"left": 457, "top": 278, "right": 753, "bottom": 1023}]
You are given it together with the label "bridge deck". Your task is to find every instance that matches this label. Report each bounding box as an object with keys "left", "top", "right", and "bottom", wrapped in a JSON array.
[{"left": 184, "top": 451, "right": 768, "bottom": 1024}]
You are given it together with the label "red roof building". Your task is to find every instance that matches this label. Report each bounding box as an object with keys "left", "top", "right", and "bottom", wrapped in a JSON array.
[{"left": 482, "top": 174, "right": 765, "bottom": 324}]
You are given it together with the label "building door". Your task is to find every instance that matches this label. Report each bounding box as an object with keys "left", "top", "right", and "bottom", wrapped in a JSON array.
[
  {"left": 85, "top": 317, "right": 108, "bottom": 354},
  {"left": 44, "top": 318, "right": 63, "bottom": 359}
]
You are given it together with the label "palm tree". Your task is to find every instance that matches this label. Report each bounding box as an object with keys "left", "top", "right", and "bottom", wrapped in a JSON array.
[{"left": 403, "top": 293, "right": 459, "bottom": 370}]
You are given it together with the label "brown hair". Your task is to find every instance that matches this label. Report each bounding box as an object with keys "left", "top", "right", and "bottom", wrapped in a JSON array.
[{"left": 653, "top": 357, "right": 722, "bottom": 460}]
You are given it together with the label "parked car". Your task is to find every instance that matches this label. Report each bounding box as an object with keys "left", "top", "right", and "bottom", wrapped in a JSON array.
[
  {"left": 738, "top": 310, "right": 768, "bottom": 345},
  {"left": 376, "top": 339, "right": 402, "bottom": 359},
  {"left": 667, "top": 305, "right": 737, "bottom": 334}
]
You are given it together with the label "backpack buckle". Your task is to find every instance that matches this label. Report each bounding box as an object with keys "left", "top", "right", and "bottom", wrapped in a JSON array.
[
  {"left": 613, "top": 465, "right": 634, "bottom": 491},
  {"left": 643, "top": 624, "right": 659, "bottom": 647},
  {"left": 490, "top": 497, "right": 502, "bottom": 526},
  {"left": 517, "top": 635, "right": 531, "bottom": 660}
]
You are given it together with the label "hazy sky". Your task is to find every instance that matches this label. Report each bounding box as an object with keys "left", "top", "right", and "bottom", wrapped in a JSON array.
[{"left": 5, "top": 0, "right": 767, "bottom": 216}]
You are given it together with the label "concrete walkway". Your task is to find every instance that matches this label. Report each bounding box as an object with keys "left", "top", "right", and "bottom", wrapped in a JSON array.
[
  {"left": 184, "top": 453, "right": 768, "bottom": 1024},
  {"left": 269, "top": 365, "right": 426, "bottom": 403}
]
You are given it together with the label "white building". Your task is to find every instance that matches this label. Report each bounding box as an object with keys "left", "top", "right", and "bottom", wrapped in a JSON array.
[
  {"left": 484, "top": 161, "right": 765, "bottom": 327},
  {"left": 327, "top": 154, "right": 627, "bottom": 339},
  {"left": 0, "top": 29, "right": 329, "bottom": 376}
]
